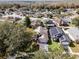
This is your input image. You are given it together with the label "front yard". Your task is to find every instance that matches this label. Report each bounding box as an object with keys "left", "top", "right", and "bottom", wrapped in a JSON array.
[{"left": 48, "top": 41, "right": 64, "bottom": 52}]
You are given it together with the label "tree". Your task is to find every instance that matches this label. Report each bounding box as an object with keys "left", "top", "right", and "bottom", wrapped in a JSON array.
[
  {"left": 72, "top": 17, "right": 79, "bottom": 27},
  {"left": 24, "top": 16, "right": 31, "bottom": 27},
  {"left": 12, "top": 4, "right": 21, "bottom": 9},
  {"left": 0, "top": 22, "right": 36, "bottom": 57}
]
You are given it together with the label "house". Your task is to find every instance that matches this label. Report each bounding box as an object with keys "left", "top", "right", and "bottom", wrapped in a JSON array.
[
  {"left": 49, "top": 27, "right": 64, "bottom": 40},
  {"left": 66, "top": 27, "right": 79, "bottom": 42},
  {"left": 52, "top": 9, "right": 60, "bottom": 14},
  {"left": 45, "top": 20, "right": 56, "bottom": 27},
  {"left": 61, "top": 9, "right": 76, "bottom": 15},
  {"left": 60, "top": 17, "right": 71, "bottom": 26},
  {"left": 30, "top": 17, "right": 42, "bottom": 28},
  {"left": 34, "top": 12, "right": 44, "bottom": 18},
  {"left": 52, "top": 17, "right": 61, "bottom": 26},
  {"left": 60, "top": 14, "right": 79, "bottom": 26},
  {"left": 59, "top": 35, "right": 70, "bottom": 45},
  {"left": 34, "top": 26, "right": 48, "bottom": 35},
  {"left": 49, "top": 26, "right": 71, "bottom": 52},
  {"left": 38, "top": 34, "right": 48, "bottom": 44}
]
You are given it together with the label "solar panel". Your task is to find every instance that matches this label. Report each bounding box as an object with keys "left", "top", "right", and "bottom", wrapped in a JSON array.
[
  {"left": 49, "top": 27, "right": 63, "bottom": 37},
  {"left": 59, "top": 35, "right": 68, "bottom": 42},
  {"left": 52, "top": 28, "right": 58, "bottom": 34},
  {"left": 49, "top": 27, "right": 59, "bottom": 36},
  {"left": 55, "top": 33, "right": 63, "bottom": 38},
  {"left": 57, "top": 27, "right": 64, "bottom": 34},
  {"left": 49, "top": 26, "right": 70, "bottom": 46}
]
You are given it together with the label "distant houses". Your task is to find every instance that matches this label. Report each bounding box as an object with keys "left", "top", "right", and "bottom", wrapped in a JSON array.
[
  {"left": 60, "top": 17, "right": 71, "bottom": 26},
  {"left": 0, "top": 4, "right": 78, "bottom": 52},
  {"left": 59, "top": 14, "right": 79, "bottom": 26},
  {"left": 61, "top": 9, "right": 76, "bottom": 15}
]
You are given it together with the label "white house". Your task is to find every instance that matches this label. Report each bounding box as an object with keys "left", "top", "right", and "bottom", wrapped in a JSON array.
[{"left": 66, "top": 27, "right": 79, "bottom": 41}]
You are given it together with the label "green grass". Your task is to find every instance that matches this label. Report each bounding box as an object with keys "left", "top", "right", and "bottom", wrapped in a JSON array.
[
  {"left": 69, "top": 23, "right": 75, "bottom": 27},
  {"left": 48, "top": 42, "right": 64, "bottom": 52}
]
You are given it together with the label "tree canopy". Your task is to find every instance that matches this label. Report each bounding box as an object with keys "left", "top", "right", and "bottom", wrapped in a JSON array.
[
  {"left": 0, "top": 22, "right": 36, "bottom": 57},
  {"left": 23, "top": 16, "right": 31, "bottom": 27},
  {"left": 72, "top": 17, "right": 79, "bottom": 27}
]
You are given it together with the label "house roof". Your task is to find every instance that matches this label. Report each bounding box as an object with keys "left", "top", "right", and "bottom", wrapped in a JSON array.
[
  {"left": 34, "top": 26, "right": 43, "bottom": 34},
  {"left": 34, "top": 26, "right": 48, "bottom": 35},
  {"left": 59, "top": 35, "right": 69, "bottom": 42},
  {"left": 38, "top": 34, "right": 48, "bottom": 43},
  {"left": 49, "top": 27, "right": 63, "bottom": 38},
  {"left": 67, "top": 27, "right": 79, "bottom": 40},
  {"left": 2, "top": 13, "right": 23, "bottom": 19},
  {"left": 46, "top": 20, "right": 54, "bottom": 24},
  {"left": 49, "top": 27, "right": 59, "bottom": 36},
  {"left": 59, "top": 34, "right": 71, "bottom": 46},
  {"left": 61, "top": 17, "right": 72, "bottom": 23}
]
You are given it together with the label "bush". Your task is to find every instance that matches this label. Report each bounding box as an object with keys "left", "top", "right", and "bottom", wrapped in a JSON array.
[
  {"left": 76, "top": 39, "right": 79, "bottom": 44},
  {"left": 69, "top": 41, "right": 75, "bottom": 47},
  {"left": 23, "top": 16, "right": 31, "bottom": 27},
  {"left": 0, "top": 22, "right": 37, "bottom": 57},
  {"left": 72, "top": 17, "right": 79, "bottom": 27}
]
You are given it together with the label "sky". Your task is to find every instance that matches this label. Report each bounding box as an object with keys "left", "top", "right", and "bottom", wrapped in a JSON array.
[
  {"left": 0, "top": 0, "right": 77, "bottom": 2},
  {"left": 0, "top": 0, "right": 64, "bottom": 1}
]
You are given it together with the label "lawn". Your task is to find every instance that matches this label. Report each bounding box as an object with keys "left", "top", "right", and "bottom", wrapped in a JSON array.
[
  {"left": 70, "top": 43, "right": 79, "bottom": 53},
  {"left": 69, "top": 23, "right": 75, "bottom": 27},
  {"left": 48, "top": 42, "right": 64, "bottom": 52}
]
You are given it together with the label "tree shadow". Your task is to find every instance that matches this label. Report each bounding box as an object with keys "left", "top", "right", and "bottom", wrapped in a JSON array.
[{"left": 69, "top": 42, "right": 75, "bottom": 47}]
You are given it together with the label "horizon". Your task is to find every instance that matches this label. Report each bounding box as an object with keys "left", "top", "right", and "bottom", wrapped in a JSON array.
[{"left": 0, "top": 0, "right": 77, "bottom": 1}]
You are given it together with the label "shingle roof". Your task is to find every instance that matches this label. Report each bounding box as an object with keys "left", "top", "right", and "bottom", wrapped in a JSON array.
[
  {"left": 59, "top": 35, "right": 70, "bottom": 46},
  {"left": 59, "top": 35, "right": 69, "bottom": 42},
  {"left": 67, "top": 28, "right": 79, "bottom": 40},
  {"left": 61, "top": 17, "right": 71, "bottom": 23},
  {"left": 49, "top": 27, "right": 58, "bottom": 35},
  {"left": 46, "top": 20, "right": 54, "bottom": 24},
  {"left": 49, "top": 27, "right": 71, "bottom": 45},
  {"left": 49, "top": 27, "right": 63, "bottom": 38}
]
